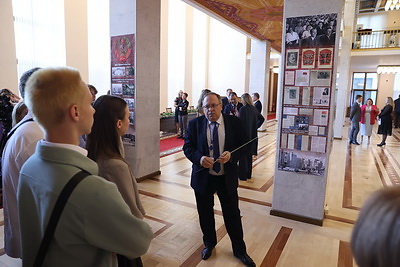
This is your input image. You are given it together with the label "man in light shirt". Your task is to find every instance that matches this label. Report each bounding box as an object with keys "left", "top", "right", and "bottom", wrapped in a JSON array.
[{"left": 2, "top": 67, "right": 43, "bottom": 259}]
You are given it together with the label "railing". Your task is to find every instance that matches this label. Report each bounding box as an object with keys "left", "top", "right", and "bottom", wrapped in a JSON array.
[{"left": 352, "top": 28, "right": 400, "bottom": 49}]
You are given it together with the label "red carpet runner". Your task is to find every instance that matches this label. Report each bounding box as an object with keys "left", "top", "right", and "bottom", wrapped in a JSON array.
[{"left": 160, "top": 136, "right": 184, "bottom": 157}]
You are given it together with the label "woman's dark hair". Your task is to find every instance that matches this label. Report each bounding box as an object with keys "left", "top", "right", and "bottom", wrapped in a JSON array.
[{"left": 87, "top": 95, "right": 127, "bottom": 161}]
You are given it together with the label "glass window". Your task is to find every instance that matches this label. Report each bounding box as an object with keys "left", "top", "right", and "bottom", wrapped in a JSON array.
[
  {"left": 365, "top": 73, "right": 378, "bottom": 89},
  {"left": 350, "top": 72, "right": 378, "bottom": 107},
  {"left": 352, "top": 73, "right": 365, "bottom": 89}
]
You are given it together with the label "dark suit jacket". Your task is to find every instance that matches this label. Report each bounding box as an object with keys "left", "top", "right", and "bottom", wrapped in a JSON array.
[
  {"left": 318, "top": 34, "right": 335, "bottom": 46},
  {"left": 395, "top": 98, "right": 400, "bottom": 112},
  {"left": 254, "top": 100, "right": 262, "bottom": 114},
  {"left": 183, "top": 114, "right": 245, "bottom": 194},
  {"left": 239, "top": 105, "right": 265, "bottom": 154},
  {"left": 301, "top": 36, "right": 319, "bottom": 48},
  {"left": 221, "top": 97, "right": 229, "bottom": 111},
  {"left": 350, "top": 101, "right": 361, "bottom": 123},
  {"left": 223, "top": 103, "right": 243, "bottom": 116}
]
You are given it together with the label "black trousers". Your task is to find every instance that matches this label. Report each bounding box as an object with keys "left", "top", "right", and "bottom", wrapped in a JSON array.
[
  {"left": 239, "top": 154, "right": 252, "bottom": 180},
  {"left": 394, "top": 111, "right": 400, "bottom": 127},
  {"left": 194, "top": 175, "right": 246, "bottom": 255}
]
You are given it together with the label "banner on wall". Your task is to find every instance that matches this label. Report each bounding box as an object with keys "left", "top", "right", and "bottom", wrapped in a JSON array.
[
  {"left": 278, "top": 13, "right": 337, "bottom": 176},
  {"left": 111, "top": 33, "right": 136, "bottom": 146}
]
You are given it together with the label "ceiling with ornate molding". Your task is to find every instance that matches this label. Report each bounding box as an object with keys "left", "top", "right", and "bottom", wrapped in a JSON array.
[{"left": 184, "top": 0, "right": 284, "bottom": 52}]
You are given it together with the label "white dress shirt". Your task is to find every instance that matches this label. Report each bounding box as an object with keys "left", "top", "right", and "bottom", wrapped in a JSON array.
[
  {"left": 2, "top": 111, "right": 44, "bottom": 258},
  {"left": 206, "top": 115, "right": 225, "bottom": 175}
]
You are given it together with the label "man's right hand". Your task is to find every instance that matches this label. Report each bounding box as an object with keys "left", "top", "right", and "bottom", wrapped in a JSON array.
[{"left": 200, "top": 156, "right": 215, "bottom": 168}]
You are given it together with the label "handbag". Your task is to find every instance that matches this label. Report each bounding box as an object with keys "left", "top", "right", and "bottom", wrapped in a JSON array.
[{"left": 33, "top": 170, "right": 90, "bottom": 267}]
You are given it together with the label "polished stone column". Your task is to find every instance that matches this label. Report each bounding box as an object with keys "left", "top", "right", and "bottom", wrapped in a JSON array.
[
  {"left": 110, "top": 0, "right": 161, "bottom": 180},
  {"left": 248, "top": 39, "right": 271, "bottom": 130}
]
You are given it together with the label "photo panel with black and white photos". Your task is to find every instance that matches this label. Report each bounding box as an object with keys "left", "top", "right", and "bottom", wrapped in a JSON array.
[
  {"left": 111, "top": 83, "right": 123, "bottom": 95},
  {"left": 278, "top": 149, "right": 326, "bottom": 176},
  {"left": 285, "top": 13, "right": 337, "bottom": 49}
]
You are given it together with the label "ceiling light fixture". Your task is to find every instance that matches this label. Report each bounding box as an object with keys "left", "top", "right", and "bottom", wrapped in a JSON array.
[
  {"left": 385, "top": 0, "right": 400, "bottom": 11},
  {"left": 377, "top": 65, "right": 400, "bottom": 74}
]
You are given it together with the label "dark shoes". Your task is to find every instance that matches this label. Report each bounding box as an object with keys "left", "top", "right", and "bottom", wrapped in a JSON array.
[
  {"left": 201, "top": 246, "right": 214, "bottom": 260},
  {"left": 234, "top": 252, "right": 256, "bottom": 267},
  {"left": 377, "top": 142, "right": 386, "bottom": 147},
  {"left": 352, "top": 141, "right": 360, "bottom": 145}
]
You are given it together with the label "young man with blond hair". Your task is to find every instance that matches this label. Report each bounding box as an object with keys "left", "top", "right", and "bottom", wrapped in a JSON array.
[{"left": 18, "top": 67, "right": 153, "bottom": 267}]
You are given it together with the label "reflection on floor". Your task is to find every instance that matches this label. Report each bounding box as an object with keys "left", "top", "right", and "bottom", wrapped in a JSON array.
[{"left": 1, "top": 120, "right": 399, "bottom": 266}]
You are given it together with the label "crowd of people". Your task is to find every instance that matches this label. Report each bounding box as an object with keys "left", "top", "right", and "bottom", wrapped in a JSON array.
[
  {"left": 349, "top": 94, "right": 399, "bottom": 146},
  {"left": 0, "top": 67, "right": 267, "bottom": 266},
  {"left": 286, "top": 15, "right": 337, "bottom": 47},
  {"left": 1, "top": 65, "right": 399, "bottom": 266}
]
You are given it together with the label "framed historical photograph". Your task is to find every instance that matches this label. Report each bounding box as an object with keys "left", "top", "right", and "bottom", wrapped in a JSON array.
[
  {"left": 284, "top": 86, "right": 300, "bottom": 105},
  {"left": 317, "top": 48, "right": 333, "bottom": 68},
  {"left": 301, "top": 48, "right": 316, "bottom": 68},
  {"left": 286, "top": 49, "right": 299, "bottom": 69},
  {"left": 310, "top": 70, "right": 331, "bottom": 86},
  {"left": 312, "top": 87, "right": 330, "bottom": 106}
]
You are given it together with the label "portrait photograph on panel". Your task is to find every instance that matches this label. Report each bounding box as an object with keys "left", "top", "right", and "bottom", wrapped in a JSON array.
[{"left": 286, "top": 49, "right": 300, "bottom": 69}]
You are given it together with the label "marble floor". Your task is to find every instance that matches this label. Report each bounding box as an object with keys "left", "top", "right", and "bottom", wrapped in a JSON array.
[{"left": 1, "top": 120, "right": 399, "bottom": 266}]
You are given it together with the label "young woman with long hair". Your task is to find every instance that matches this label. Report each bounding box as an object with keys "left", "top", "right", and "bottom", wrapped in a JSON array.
[{"left": 87, "top": 95, "right": 146, "bottom": 267}]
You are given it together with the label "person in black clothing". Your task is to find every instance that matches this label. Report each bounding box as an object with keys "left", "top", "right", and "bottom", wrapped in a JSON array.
[
  {"left": 183, "top": 92, "right": 255, "bottom": 266},
  {"left": 377, "top": 97, "right": 394, "bottom": 146},
  {"left": 238, "top": 93, "right": 264, "bottom": 180},
  {"left": 252, "top": 92, "right": 262, "bottom": 114},
  {"left": 177, "top": 92, "right": 189, "bottom": 139},
  {"left": 394, "top": 94, "right": 400, "bottom": 128},
  {"left": 221, "top": 88, "right": 233, "bottom": 111},
  {"left": 223, "top": 92, "right": 243, "bottom": 117},
  {"left": 174, "top": 90, "right": 183, "bottom": 134},
  {"left": 0, "top": 89, "right": 16, "bottom": 135}
]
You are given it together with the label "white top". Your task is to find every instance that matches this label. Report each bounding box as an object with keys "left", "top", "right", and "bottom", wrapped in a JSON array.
[
  {"left": 206, "top": 115, "right": 225, "bottom": 175},
  {"left": 2, "top": 112, "right": 44, "bottom": 258}
]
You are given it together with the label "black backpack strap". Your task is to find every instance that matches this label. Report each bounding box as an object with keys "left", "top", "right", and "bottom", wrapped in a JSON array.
[
  {"left": 0, "top": 118, "right": 34, "bottom": 156},
  {"left": 33, "top": 170, "right": 90, "bottom": 267},
  {"left": 6, "top": 118, "right": 34, "bottom": 140}
]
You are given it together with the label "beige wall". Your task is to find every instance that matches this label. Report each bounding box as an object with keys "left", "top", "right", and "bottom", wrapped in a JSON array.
[{"left": 377, "top": 73, "right": 395, "bottom": 109}]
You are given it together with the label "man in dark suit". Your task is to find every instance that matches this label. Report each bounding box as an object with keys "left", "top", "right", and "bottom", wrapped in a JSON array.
[
  {"left": 223, "top": 92, "right": 243, "bottom": 117},
  {"left": 394, "top": 94, "right": 400, "bottom": 128},
  {"left": 349, "top": 95, "right": 363, "bottom": 145},
  {"left": 301, "top": 28, "right": 320, "bottom": 48},
  {"left": 318, "top": 27, "right": 335, "bottom": 46},
  {"left": 252, "top": 92, "right": 262, "bottom": 113},
  {"left": 221, "top": 88, "right": 233, "bottom": 111},
  {"left": 239, "top": 93, "right": 265, "bottom": 180},
  {"left": 183, "top": 92, "right": 255, "bottom": 267}
]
